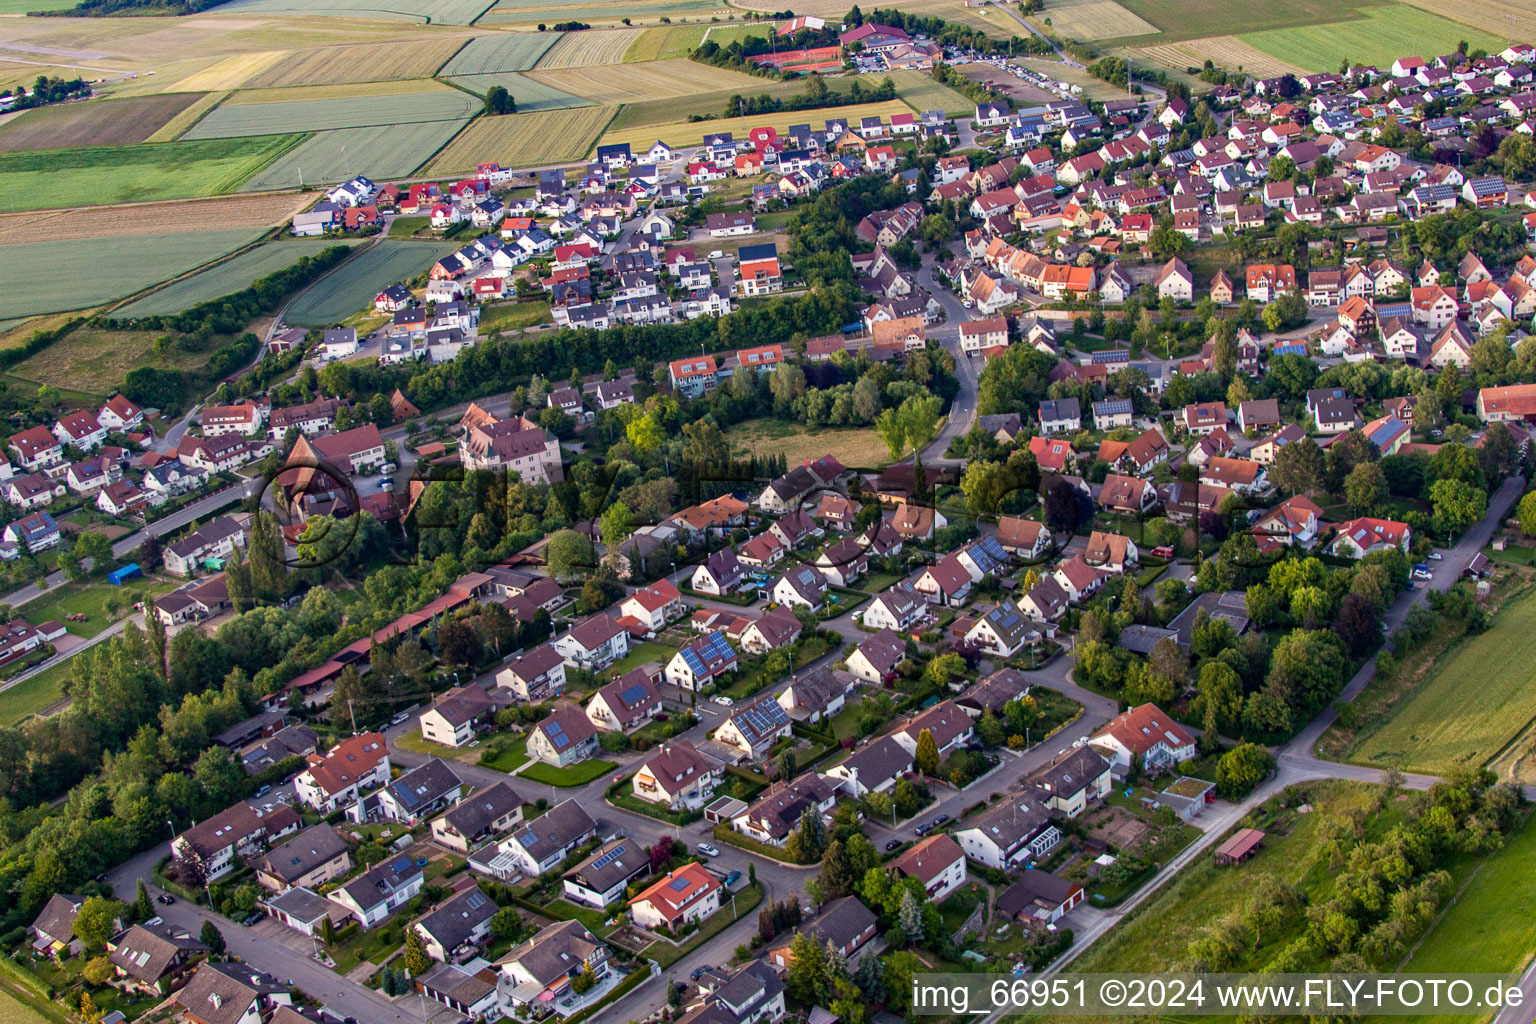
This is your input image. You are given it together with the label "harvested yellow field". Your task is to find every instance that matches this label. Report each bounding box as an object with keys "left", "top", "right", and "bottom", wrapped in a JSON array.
[
  {"left": 172, "top": 49, "right": 289, "bottom": 91},
  {"left": 145, "top": 90, "right": 229, "bottom": 142},
  {"left": 0, "top": 192, "right": 315, "bottom": 244},
  {"left": 1129, "top": 37, "right": 1305, "bottom": 77},
  {"left": 424, "top": 105, "right": 617, "bottom": 171},
  {"left": 532, "top": 27, "right": 644, "bottom": 68},
  {"left": 226, "top": 78, "right": 456, "bottom": 103},
  {"left": 1399, "top": 0, "right": 1536, "bottom": 34},
  {"left": 600, "top": 98, "right": 913, "bottom": 150},
  {"left": 245, "top": 36, "right": 471, "bottom": 86},
  {"left": 528, "top": 57, "right": 761, "bottom": 104},
  {"left": 1041, "top": 0, "right": 1156, "bottom": 40}
]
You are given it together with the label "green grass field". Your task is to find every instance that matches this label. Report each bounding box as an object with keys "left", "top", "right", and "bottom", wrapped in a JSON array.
[
  {"left": 0, "top": 136, "right": 301, "bottom": 211},
  {"left": 1106, "top": 0, "right": 1377, "bottom": 42},
  {"left": 882, "top": 68, "right": 976, "bottom": 116},
  {"left": 1349, "top": 586, "right": 1536, "bottom": 775},
  {"left": 1238, "top": 5, "right": 1503, "bottom": 72},
  {"left": 623, "top": 23, "right": 767, "bottom": 61},
  {"left": 181, "top": 88, "right": 477, "bottom": 139},
  {"left": 479, "top": 300, "right": 552, "bottom": 332},
  {"left": 240, "top": 120, "right": 469, "bottom": 190},
  {"left": 284, "top": 240, "right": 454, "bottom": 326},
  {"left": 1400, "top": 812, "right": 1536, "bottom": 990},
  {"left": 0, "top": 660, "right": 72, "bottom": 726},
  {"left": 725, "top": 418, "right": 893, "bottom": 469},
  {"left": 605, "top": 74, "right": 894, "bottom": 132},
  {"left": 445, "top": 72, "right": 590, "bottom": 110},
  {"left": 0, "top": 230, "right": 262, "bottom": 320},
  {"left": 113, "top": 239, "right": 363, "bottom": 318},
  {"left": 438, "top": 31, "right": 561, "bottom": 73}
]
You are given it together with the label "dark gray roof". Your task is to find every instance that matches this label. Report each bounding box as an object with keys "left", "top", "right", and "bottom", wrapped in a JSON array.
[
  {"left": 802, "top": 896, "right": 876, "bottom": 950},
  {"left": 253, "top": 824, "right": 349, "bottom": 885},
  {"left": 176, "top": 963, "right": 287, "bottom": 1024},
  {"left": 31, "top": 893, "right": 84, "bottom": 943},
  {"left": 834, "top": 736, "right": 912, "bottom": 787},
  {"left": 563, "top": 838, "right": 647, "bottom": 894},
  {"left": 1026, "top": 746, "right": 1110, "bottom": 798},
  {"left": 996, "top": 870, "right": 1081, "bottom": 916},
  {"left": 438, "top": 782, "right": 523, "bottom": 841},
  {"left": 385, "top": 758, "right": 464, "bottom": 814},
  {"left": 495, "top": 920, "right": 603, "bottom": 986},
  {"left": 511, "top": 798, "right": 597, "bottom": 865},
  {"left": 414, "top": 887, "right": 496, "bottom": 952}
]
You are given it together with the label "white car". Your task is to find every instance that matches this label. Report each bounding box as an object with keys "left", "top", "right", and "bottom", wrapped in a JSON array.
[
  {"left": 1413, "top": 570, "right": 1433, "bottom": 580},
  {"left": 713, "top": 695, "right": 734, "bottom": 706},
  {"left": 1428, "top": 553, "right": 1443, "bottom": 560},
  {"left": 697, "top": 843, "right": 721, "bottom": 858}
]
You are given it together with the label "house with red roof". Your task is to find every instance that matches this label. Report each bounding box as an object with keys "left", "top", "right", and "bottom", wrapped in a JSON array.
[
  {"left": 1088, "top": 702, "right": 1194, "bottom": 772},
  {"left": 618, "top": 580, "right": 683, "bottom": 633},
  {"left": 1027, "top": 436, "right": 1076, "bottom": 474},
  {"left": 1330, "top": 517, "right": 1411, "bottom": 558}
]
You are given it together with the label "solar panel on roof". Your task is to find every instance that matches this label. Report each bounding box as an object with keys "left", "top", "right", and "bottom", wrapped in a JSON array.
[
  {"left": 619, "top": 684, "right": 649, "bottom": 707},
  {"left": 590, "top": 843, "right": 629, "bottom": 871},
  {"left": 669, "top": 877, "right": 692, "bottom": 891}
]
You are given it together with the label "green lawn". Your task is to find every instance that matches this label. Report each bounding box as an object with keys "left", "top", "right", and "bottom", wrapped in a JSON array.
[
  {"left": 601, "top": 641, "right": 677, "bottom": 680},
  {"left": 519, "top": 757, "right": 618, "bottom": 787},
  {"left": 1239, "top": 6, "right": 1502, "bottom": 72},
  {"left": 0, "top": 659, "right": 73, "bottom": 725},
  {"left": 479, "top": 300, "right": 552, "bottom": 334},
  {"left": 15, "top": 578, "right": 177, "bottom": 640},
  {"left": 1348, "top": 585, "right": 1536, "bottom": 775},
  {"left": 478, "top": 733, "right": 529, "bottom": 772},
  {"left": 394, "top": 729, "right": 484, "bottom": 764}
]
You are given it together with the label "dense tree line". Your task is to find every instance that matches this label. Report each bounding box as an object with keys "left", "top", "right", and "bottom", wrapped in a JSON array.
[{"left": 0, "top": 75, "right": 88, "bottom": 107}]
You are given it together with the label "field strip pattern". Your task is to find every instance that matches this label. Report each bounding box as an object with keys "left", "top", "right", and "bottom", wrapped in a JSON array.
[
  {"left": 211, "top": 0, "right": 493, "bottom": 24},
  {"left": 1398, "top": 0, "right": 1536, "bottom": 34},
  {"left": 245, "top": 37, "right": 473, "bottom": 88},
  {"left": 114, "top": 239, "right": 365, "bottom": 318},
  {"left": 0, "top": 193, "right": 314, "bottom": 244},
  {"left": 1038, "top": 0, "right": 1157, "bottom": 40},
  {"left": 1237, "top": 5, "right": 1504, "bottom": 72},
  {"left": 445, "top": 71, "right": 591, "bottom": 110},
  {"left": 0, "top": 229, "right": 263, "bottom": 319},
  {"left": 147, "top": 91, "right": 230, "bottom": 143},
  {"left": 438, "top": 31, "right": 561, "bottom": 73},
  {"left": 181, "top": 89, "right": 478, "bottom": 138},
  {"left": 0, "top": 93, "right": 210, "bottom": 152},
  {"left": 526, "top": 57, "right": 762, "bottom": 103},
  {"left": 240, "top": 119, "right": 472, "bottom": 190},
  {"left": 1127, "top": 38, "right": 1306, "bottom": 78},
  {"left": 423, "top": 104, "right": 617, "bottom": 171},
  {"left": 225, "top": 79, "right": 460, "bottom": 104},
  {"left": 529, "top": 28, "right": 644, "bottom": 68},
  {"left": 171, "top": 50, "right": 290, "bottom": 92},
  {"left": 479, "top": 0, "right": 723, "bottom": 22},
  {"left": 285, "top": 241, "right": 457, "bottom": 326}
]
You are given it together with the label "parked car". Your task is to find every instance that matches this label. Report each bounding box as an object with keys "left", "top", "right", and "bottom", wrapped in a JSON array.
[
  {"left": 931, "top": 814, "right": 951, "bottom": 827},
  {"left": 1428, "top": 552, "right": 1443, "bottom": 560},
  {"left": 690, "top": 966, "right": 713, "bottom": 981},
  {"left": 253, "top": 784, "right": 271, "bottom": 799},
  {"left": 156, "top": 894, "right": 174, "bottom": 905},
  {"left": 724, "top": 870, "right": 742, "bottom": 887},
  {"left": 697, "top": 843, "right": 721, "bottom": 858},
  {"left": 885, "top": 839, "right": 902, "bottom": 851},
  {"left": 914, "top": 823, "right": 933, "bottom": 837},
  {"left": 713, "top": 696, "right": 734, "bottom": 706}
]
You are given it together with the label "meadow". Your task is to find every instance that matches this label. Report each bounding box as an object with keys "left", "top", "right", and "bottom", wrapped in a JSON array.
[
  {"left": 882, "top": 68, "right": 976, "bottom": 116},
  {"left": 725, "top": 418, "right": 892, "bottom": 469},
  {"left": 445, "top": 72, "right": 590, "bottom": 110},
  {"left": 284, "top": 241, "right": 455, "bottom": 326},
  {"left": 1037, "top": 0, "right": 1158, "bottom": 40},
  {"left": 1348, "top": 586, "right": 1536, "bottom": 775},
  {"left": 1238, "top": 5, "right": 1503, "bottom": 72},
  {"left": 0, "top": 229, "right": 262, "bottom": 319},
  {"left": 478, "top": 0, "right": 723, "bottom": 25},
  {"left": 1104, "top": 0, "right": 1377, "bottom": 42},
  {"left": 598, "top": 98, "right": 912, "bottom": 150},
  {"left": 213, "top": 0, "right": 495, "bottom": 23},
  {"left": 245, "top": 37, "right": 470, "bottom": 86},
  {"left": 9, "top": 324, "right": 220, "bottom": 396},
  {"left": 437, "top": 31, "right": 560, "bottom": 73},
  {"left": 113, "top": 239, "right": 363, "bottom": 318},
  {"left": 529, "top": 58, "right": 772, "bottom": 105},
  {"left": 424, "top": 105, "right": 617, "bottom": 171},
  {"left": 604, "top": 79, "right": 839, "bottom": 130},
  {"left": 1400, "top": 0, "right": 1536, "bottom": 35},
  {"left": 0, "top": 93, "right": 209, "bottom": 152},
  {"left": 0, "top": 136, "right": 302, "bottom": 211},
  {"left": 240, "top": 120, "right": 470, "bottom": 189},
  {"left": 181, "top": 85, "right": 477, "bottom": 138}
]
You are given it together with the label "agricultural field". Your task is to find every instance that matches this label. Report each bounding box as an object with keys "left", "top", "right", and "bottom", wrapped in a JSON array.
[
  {"left": 725, "top": 418, "right": 892, "bottom": 469},
  {"left": 213, "top": 0, "right": 496, "bottom": 23},
  {"left": 0, "top": 136, "right": 303, "bottom": 212},
  {"left": 1035, "top": 0, "right": 1157, "bottom": 40},
  {"left": 437, "top": 31, "right": 560, "bottom": 73},
  {"left": 284, "top": 240, "right": 455, "bottom": 326},
  {"left": 247, "top": 37, "right": 471, "bottom": 86},
  {"left": 479, "top": 0, "right": 725, "bottom": 24},
  {"left": 622, "top": 23, "right": 766, "bottom": 61},
  {"left": 1348, "top": 586, "right": 1536, "bottom": 776},
  {"left": 170, "top": 50, "right": 290, "bottom": 92},
  {"left": 529, "top": 28, "right": 644, "bottom": 68},
  {"left": 605, "top": 76, "right": 864, "bottom": 130},
  {"left": 1238, "top": 5, "right": 1503, "bottom": 73},
  {"left": 446, "top": 71, "right": 589, "bottom": 110},
  {"left": 1400, "top": 0, "right": 1536, "bottom": 35},
  {"left": 1010, "top": 56, "right": 1148, "bottom": 100},
  {"left": 424, "top": 105, "right": 616, "bottom": 171},
  {"left": 0, "top": 229, "right": 261, "bottom": 320},
  {"left": 1126, "top": 37, "right": 1305, "bottom": 78},
  {"left": 1104, "top": 0, "right": 1376, "bottom": 42},
  {"left": 11, "top": 324, "right": 219, "bottom": 396},
  {"left": 181, "top": 83, "right": 476, "bottom": 138},
  {"left": 527, "top": 57, "right": 762, "bottom": 104},
  {"left": 113, "top": 239, "right": 363, "bottom": 318},
  {"left": 146, "top": 91, "right": 230, "bottom": 143},
  {"left": 0, "top": 93, "right": 209, "bottom": 153},
  {"left": 240, "top": 119, "right": 470, "bottom": 189},
  {"left": 881, "top": 68, "right": 976, "bottom": 116},
  {"left": 0, "top": 193, "right": 313, "bottom": 245},
  {"left": 599, "top": 98, "right": 911, "bottom": 150}
]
